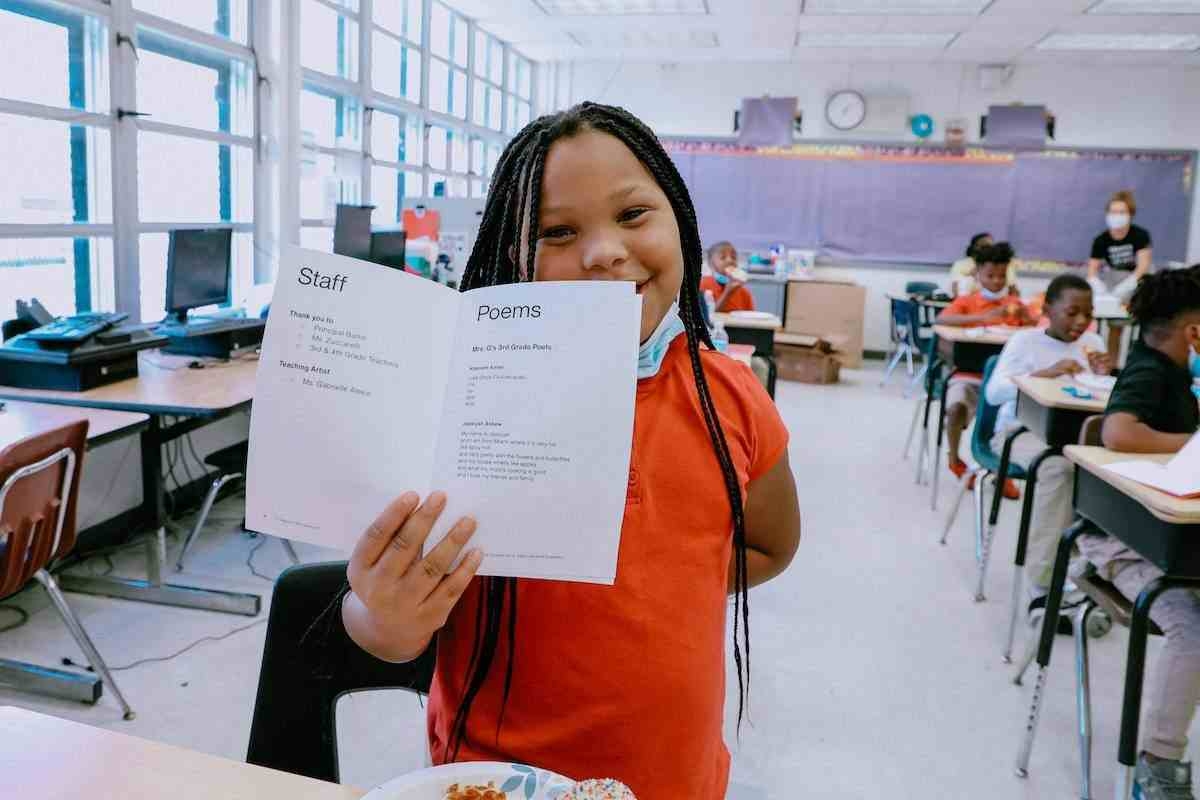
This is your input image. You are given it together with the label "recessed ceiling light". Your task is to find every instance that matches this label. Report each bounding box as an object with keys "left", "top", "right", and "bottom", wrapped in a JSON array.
[
  {"left": 569, "top": 29, "right": 719, "bottom": 47},
  {"left": 1037, "top": 32, "right": 1200, "bottom": 50},
  {"left": 795, "top": 31, "right": 957, "bottom": 47},
  {"left": 1088, "top": 0, "right": 1200, "bottom": 14},
  {"left": 535, "top": 0, "right": 708, "bottom": 14},
  {"left": 803, "top": 0, "right": 990, "bottom": 14}
]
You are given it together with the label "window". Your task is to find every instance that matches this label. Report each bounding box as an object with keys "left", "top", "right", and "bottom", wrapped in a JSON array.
[
  {"left": 300, "top": 151, "right": 362, "bottom": 221},
  {"left": 138, "top": 132, "right": 253, "bottom": 223},
  {"left": 430, "top": 1, "right": 451, "bottom": 59},
  {"left": 137, "top": 29, "right": 254, "bottom": 135},
  {"left": 0, "top": 1, "right": 108, "bottom": 111},
  {"left": 0, "top": 237, "right": 113, "bottom": 316},
  {"left": 301, "top": 0, "right": 359, "bottom": 80},
  {"left": 370, "top": 110, "right": 422, "bottom": 167},
  {"left": 374, "top": 0, "right": 421, "bottom": 43},
  {"left": 371, "top": 166, "right": 423, "bottom": 223},
  {"left": 429, "top": 58, "right": 449, "bottom": 114},
  {"left": 301, "top": 85, "right": 362, "bottom": 149},
  {"left": 1, "top": 114, "right": 112, "bottom": 225},
  {"left": 372, "top": 31, "right": 420, "bottom": 102},
  {"left": 133, "top": 0, "right": 250, "bottom": 44}
]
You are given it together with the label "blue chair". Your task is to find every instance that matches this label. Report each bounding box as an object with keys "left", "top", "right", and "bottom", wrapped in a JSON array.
[
  {"left": 905, "top": 281, "right": 939, "bottom": 298},
  {"left": 938, "top": 355, "right": 1028, "bottom": 602},
  {"left": 883, "top": 299, "right": 936, "bottom": 391}
]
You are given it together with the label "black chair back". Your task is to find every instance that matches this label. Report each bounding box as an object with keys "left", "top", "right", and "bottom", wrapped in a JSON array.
[
  {"left": 245, "top": 561, "right": 436, "bottom": 782},
  {"left": 2, "top": 318, "right": 38, "bottom": 342}
]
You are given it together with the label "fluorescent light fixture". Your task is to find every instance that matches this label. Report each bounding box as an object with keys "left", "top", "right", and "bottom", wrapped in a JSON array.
[
  {"left": 802, "top": 0, "right": 990, "bottom": 14},
  {"left": 1088, "top": 0, "right": 1200, "bottom": 14},
  {"left": 795, "top": 31, "right": 957, "bottom": 47},
  {"left": 1037, "top": 32, "right": 1200, "bottom": 50},
  {"left": 569, "top": 29, "right": 719, "bottom": 47},
  {"left": 535, "top": 0, "right": 708, "bottom": 14}
]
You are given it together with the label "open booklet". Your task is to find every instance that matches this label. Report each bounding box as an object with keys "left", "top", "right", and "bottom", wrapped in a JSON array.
[
  {"left": 1103, "top": 433, "right": 1200, "bottom": 499},
  {"left": 246, "top": 247, "right": 641, "bottom": 584}
]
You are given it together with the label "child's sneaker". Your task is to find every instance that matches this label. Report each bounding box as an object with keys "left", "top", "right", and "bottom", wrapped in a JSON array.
[
  {"left": 948, "top": 460, "right": 976, "bottom": 489},
  {"left": 1134, "top": 754, "right": 1194, "bottom": 800}
]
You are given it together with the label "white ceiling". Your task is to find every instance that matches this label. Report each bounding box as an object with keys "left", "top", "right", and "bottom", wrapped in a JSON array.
[{"left": 445, "top": 0, "right": 1200, "bottom": 66}]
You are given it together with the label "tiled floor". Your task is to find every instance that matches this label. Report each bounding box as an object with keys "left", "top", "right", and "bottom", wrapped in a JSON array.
[{"left": 2, "top": 363, "right": 1195, "bottom": 798}]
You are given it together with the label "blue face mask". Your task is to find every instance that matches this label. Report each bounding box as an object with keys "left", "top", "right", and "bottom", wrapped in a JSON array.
[
  {"left": 638, "top": 303, "right": 685, "bottom": 380},
  {"left": 713, "top": 273, "right": 730, "bottom": 286},
  {"left": 979, "top": 285, "right": 1007, "bottom": 302},
  {"left": 1190, "top": 347, "right": 1200, "bottom": 378}
]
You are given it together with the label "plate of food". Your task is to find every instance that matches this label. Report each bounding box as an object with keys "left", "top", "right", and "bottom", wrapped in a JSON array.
[
  {"left": 362, "top": 763, "right": 574, "bottom": 800},
  {"left": 362, "top": 765, "right": 638, "bottom": 800}
]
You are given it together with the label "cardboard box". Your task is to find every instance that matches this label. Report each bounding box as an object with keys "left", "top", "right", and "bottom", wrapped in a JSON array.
[
  {"left": 784, "top": 281, "right": 866, "bottom": 367},
  {"left": 776, "top": 337, "right": 841, "bottom": 384}
]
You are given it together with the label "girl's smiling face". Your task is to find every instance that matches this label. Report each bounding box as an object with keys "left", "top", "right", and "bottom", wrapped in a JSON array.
[{"left": 523, "top": 129, "right": 685, "bottom": 343}]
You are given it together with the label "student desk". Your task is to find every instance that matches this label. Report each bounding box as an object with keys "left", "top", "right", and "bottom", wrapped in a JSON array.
[
  {"left": 1023, "top": 447, "right": 1200, "bottom": 800},
  {"left": 918, "top": 326, "right": 1015, "bottom": 507},
  {"left": 994, "top": 376, "right": 1109, "bottom": 663},
  {"left": 1, "top": 705, "right": 365, "bottom": 800},
  {"left": 715, "top": 311, "right": 781, "bottom": 398},
  {"left": 0, "top": 400, "right": 149, "bottom": 450},
  {"left": 0, "top": 352, "right": 261, "bottom": 616}
]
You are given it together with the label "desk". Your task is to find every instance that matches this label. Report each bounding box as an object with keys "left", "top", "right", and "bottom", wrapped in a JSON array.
[
  {"left": 995, "top": 377, "right": 1109, "bottom": 663},
  {"left": 726, "top": 343, "right": 755, "bottom": 369},
  {"left": 1, "top": 706, "right": 365, "bottom": 800},
  {"left": 0, "top": 352, "right": 261, "bottom": 616},
  {"left": 1023, "top": 448, "right": 1200, "bottom": 799},
  {"left": 0, "top": 401, "right": 149, "bottom": 450},
  {"left": 917, "top": 326, "right": 1016, "bottom": 507},
  {"left": 716, "top": 312, "right": 781, "bottom": 398}
]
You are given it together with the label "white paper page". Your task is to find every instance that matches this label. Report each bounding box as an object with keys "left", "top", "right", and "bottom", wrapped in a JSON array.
[
  {"left": 427, "top": 281, "right": 641, "bottom": 584},
  {"left": 1104, "top": 435, "right": 1200, "bottom": 498},
  {"left": 246, "top": 247, "right": 460, "bottom": 549}
]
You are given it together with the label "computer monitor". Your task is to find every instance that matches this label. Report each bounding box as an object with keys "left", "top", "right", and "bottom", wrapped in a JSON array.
[
  {"left": 369, "top": 230, "right": 407, "bottom": 270},
  {"left": 165, "top": 228, "right": 232, "bottom": 322},
  {"left": 333, "top": 204, "right": 374, "bottom": 260}
]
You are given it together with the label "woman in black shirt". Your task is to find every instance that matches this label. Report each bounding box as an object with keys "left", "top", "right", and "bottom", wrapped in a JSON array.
[{"left": 1088, "top": 189, "right": 1153, "bottom": 354}]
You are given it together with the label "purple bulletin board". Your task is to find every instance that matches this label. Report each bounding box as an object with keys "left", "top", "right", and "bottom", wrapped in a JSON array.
[{"left": 666, "top": 139, "right": 1195, "bottom": 265}]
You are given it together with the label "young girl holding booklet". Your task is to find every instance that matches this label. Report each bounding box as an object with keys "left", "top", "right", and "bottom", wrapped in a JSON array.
[{"left": 340, "top": 102, "right": 802, "bottom": 799}]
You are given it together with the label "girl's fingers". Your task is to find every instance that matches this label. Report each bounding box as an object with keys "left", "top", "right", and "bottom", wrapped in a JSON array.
[
  {"left": 422, "top": 548, "right": 484, "bottom": 623},
  {"left": 375, "top": 491, "right": 448, "bottom": 580},
  {"left": 406, "top": 516, "right": 478, "bottom": 600},
  {"left": 349, "top": 492, "right": 420, "bottom": 575}
]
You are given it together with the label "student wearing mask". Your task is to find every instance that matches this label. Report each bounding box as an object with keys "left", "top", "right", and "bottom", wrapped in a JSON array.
[
  {"left": 949, "top": 232, "right": 1018, "bottom": 297},
  {"left": 700, "top": 241, "right": 755, "bottom": 312},
  {"left": 936, "top": 242, "right": 1033, "bottom": 493},
  {"left": 1088, "top": 190, "right": 1153, "bottom": 354}
]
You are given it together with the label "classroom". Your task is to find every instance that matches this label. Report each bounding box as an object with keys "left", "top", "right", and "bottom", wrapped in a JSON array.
[{"left": 2, "top": 1, "right": 1200, "bottom": 799}]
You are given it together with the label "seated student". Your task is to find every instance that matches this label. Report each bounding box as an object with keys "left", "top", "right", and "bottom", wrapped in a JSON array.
[
  {"left": 1075, "top": 266, "right": 1200, "bottom": 800},
  {"left": 700, "top": 241, "right": 755, "bottom": 312},
  {"left": 937, "top": 242, "right": 1034, "bottom": 493},
  {"left": 949, "top": 232, "right": 1019, "bottom": 297},
  {"left": 985, "top": 274, "right": 1110, "bottom": 618}
]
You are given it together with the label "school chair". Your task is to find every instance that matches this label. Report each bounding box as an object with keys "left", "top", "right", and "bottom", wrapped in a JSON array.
[
  {"left": 905, "top": 281, "right": 939, "bottom": 298},
  {"left": 938, "top": 356, "right": 1028, "bottom": 602},
  {"left": 174, "top": 440, "right": 299, "bottom": 571},
  {"left": 0, "top": 421, "right": 135, "bottom": 720},
  {"left": 881, "top": 298, "right": 930, "bottom": 389},
  {"left": 246, "top": 561, "right": 436, "bottom": 783},
  {"left": 905, "top": 333, "right": 944, "bottom": 485},
  {"left": 1013, "top": 415, "right": 1121, "bottom": 800}
]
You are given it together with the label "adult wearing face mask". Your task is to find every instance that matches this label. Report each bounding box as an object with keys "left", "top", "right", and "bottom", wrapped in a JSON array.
[{"left": 1088, "top": 189, "right": 1153, "bottom": 356}]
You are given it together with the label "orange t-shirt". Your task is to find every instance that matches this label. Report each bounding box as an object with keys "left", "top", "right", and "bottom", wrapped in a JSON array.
[
  {"left": 700, "top": 275, "right": 756, "bottom": 313},
  {"left": 427, "top": 337, "right": 790, "bottom": 800},
  {"left": 939, "top": 291, "right": 1033, "bottom": 329}
]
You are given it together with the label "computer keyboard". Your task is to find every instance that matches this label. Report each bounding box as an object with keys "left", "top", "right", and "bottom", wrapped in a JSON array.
[
  {"left": 25, "top": 312, "right": 129, "bottom": 344},
  {"left": 157, "top": 316, "right": 264, "bottom": 337}
]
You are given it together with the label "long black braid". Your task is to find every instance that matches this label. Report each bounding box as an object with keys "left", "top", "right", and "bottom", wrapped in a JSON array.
[{"left": 448, "top": 101, "right": 752, "bottom": 759}]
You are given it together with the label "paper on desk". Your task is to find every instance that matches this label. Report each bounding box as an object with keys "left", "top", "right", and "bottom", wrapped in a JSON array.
[
  {"left": 247, "top": 247, "right": 640, "bottom": 583},
  {"left": 1103, "top": 433, "right": 1200, "bottom": 498}
]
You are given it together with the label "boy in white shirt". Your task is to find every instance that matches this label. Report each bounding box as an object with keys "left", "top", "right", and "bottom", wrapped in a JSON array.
[{"left": 984, "top": 274, "right": 1112, "bottom": 619}]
